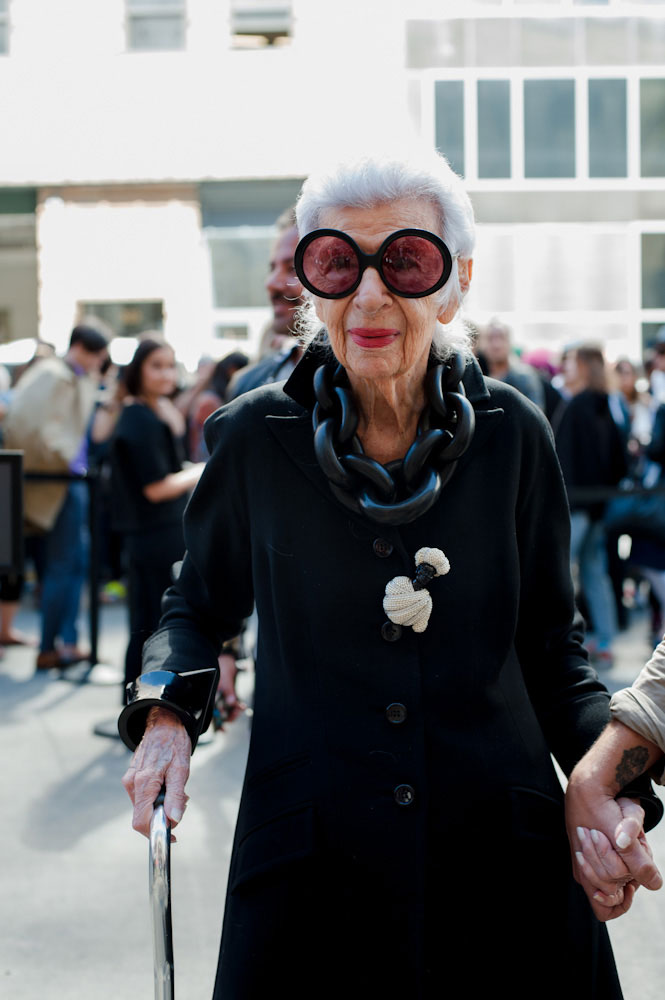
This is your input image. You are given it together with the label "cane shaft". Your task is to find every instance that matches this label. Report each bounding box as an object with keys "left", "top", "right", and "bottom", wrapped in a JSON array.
[{"left": 149, "top": 787, "right": 174, "bottom": 1000}]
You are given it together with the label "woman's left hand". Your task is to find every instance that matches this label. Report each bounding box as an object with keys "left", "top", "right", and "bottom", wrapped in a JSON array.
[
  {"left": 565, "top": 783, "right": 661, "bottom": 920},
  {"left": 122, "top": 706, "right": 192, "bottom": 840},
  {"left": 573, "top": 819, "right": 638, "bottom": 915}
]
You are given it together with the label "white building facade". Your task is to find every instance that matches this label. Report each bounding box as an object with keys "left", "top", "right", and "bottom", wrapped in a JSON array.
[{"left": 0, "top": 0, "right": 664, "bottom": 364}]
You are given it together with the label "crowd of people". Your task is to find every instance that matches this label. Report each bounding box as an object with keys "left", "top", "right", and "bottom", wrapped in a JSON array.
[
  {"left": 0, "top": 200, "right": 306, "bottom": 686},
  {"left": 2, "top": 148, "right": 665, "bottom": 996},
  {"left": 474, "top": 325, "right": 665, "bottom": 667},
  {"left": 3, "top": 267, "right": 665, "bottom": 677}
]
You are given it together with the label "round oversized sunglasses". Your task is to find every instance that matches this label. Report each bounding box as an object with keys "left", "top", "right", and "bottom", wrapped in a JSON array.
[{"left": 294, "top": 228, "right": 454, "bottom": 300}]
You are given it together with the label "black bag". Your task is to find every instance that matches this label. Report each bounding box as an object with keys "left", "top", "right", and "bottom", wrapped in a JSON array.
[{"left": 605, "top": 478, "right": 665, "bottom": 544}]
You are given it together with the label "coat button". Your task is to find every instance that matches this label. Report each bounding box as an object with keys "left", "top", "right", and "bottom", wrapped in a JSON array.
[
  {"left": 394, "top": 784, "right": 415, "bottom": 806},
  {"left": 381, "top": 621, "right": 402, "bottom": 642},
  {"left": 386, "top": 702, "right": 407, "bottom": 724},
  {"left": 373, "top": 538, "right": 393, "bottom": 558}
]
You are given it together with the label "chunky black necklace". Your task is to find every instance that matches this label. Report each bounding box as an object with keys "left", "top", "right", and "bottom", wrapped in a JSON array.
[{"left": 311, "top": 352, "right": 475, "bottom": 525}]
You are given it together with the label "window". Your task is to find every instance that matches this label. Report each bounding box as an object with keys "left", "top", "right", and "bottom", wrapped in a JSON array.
[
  {"left": 477, "top": 81, "right": 511, "bottom": 179},
  {"left": 78, "top": 301, "right": 164, "bottom": 337},
  {"left": 230, "top": 1, "right": 292, "bottom": 48},
  {"left": 588, "top": 79, "right": 627, "bottom": 178},
  {"left": 643, "top": 322, "right": 665, "bottom": 352},
  {"left": 208, "top": 232, "right": 274, "bottom": 308},
  {"left": 642, "top": 235, "right": 665, "bottom": 309},
  {"left": 126, "top": 0, "right": 186, "bottom": 52},
  {"left": 214, "top": 324, "right": 249, "bottom": 341},
  {"left": 435, "top": 81, "right": 465, "bottom": 177},
  {"left": 641, "top": 80, "right": 665, "bottom": 177},
  {"left": 524, "top": 80, "right": 575, "bottom": 178},
  {"left": 432, "top": 70, "right": 665, "bottom": 182},
  {"left": 0, "top": 0, "right": 8, "bottom": 55}
]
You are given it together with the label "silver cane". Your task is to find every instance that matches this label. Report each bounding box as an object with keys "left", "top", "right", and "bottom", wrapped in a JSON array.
[{"left": 149, "top": 786, "right": 174, "bottom": 1000}]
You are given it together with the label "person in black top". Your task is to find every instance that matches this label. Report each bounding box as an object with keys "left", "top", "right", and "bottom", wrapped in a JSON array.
[
  {"left": 554, "top": 344, "right": 628, "bottom": 667},
  {"left": 111, "top": 339, "right": 204, "bottom": 691}
]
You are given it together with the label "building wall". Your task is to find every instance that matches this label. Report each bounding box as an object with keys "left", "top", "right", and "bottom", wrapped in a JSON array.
[
  {"left": 0, "top": 0, "right": 664, "bottom": 363},
  {"left": 36, "top": 185, "right": 211, "bottom": 362},
  {"left": 0, "top": 244, "right": 38, "bottom": 342},
  {"left": 0, "top": 198, "right": 38, "bottom": 344},
  {"left": 407, "top": 4, "right": 665, "bottom": 356},
  {"left": 0, "top": 0, "right": 411, "bottom": 186}
]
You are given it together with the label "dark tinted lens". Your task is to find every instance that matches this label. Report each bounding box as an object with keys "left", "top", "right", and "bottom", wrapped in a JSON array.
[
  {"left": 302, "top": 235, "right": 359, "bottom": 296},
  {"left": 381, "top": 235, "right": 445, "bottom": 295}
]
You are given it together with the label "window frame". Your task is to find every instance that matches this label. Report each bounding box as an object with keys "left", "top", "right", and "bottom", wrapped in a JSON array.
[
  {"left": 204, "top": 225, "right": 275, "bottom": 357},
  {"left": 125, "top": 0, "right": 188, "bottom": 53},
  {"left": 0, "top": 0, "right": 9, "bottom": 56},
  {"left": 229, "top": 0, "right": 293, "bottom": 48},
  {"left": 406, "top": 1, "right": 665, "bottom": 14},
  {"left": 421, "top": 65, "right": 665, "bottom": 188},
  {"left": 463, "top": 220, "right": 665, "bottom": 361}
]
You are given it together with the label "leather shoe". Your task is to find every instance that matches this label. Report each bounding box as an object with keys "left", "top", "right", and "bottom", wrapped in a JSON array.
[
  {"left": 60, "top": 645, "right": 90, "bottom": 664},
  {"left": 36, "top": 650, "right": 64, "bottom": 670},
  {"left": 36, "top": 648, "right": 90, "bottom": 670}
]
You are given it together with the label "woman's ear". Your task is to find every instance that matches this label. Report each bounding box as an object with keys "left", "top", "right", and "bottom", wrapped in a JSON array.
[
  {"left": 436, "top": 258, "right": 473, "bottom": 325},
  {"left": 458, "top": 257, "right": 473, "bottom": 296},
  {"left": 312, "top": 297, "right": 325, "bottom": 324}
]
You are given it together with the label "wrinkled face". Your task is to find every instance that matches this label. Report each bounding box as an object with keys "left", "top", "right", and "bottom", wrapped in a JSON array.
[
  {"left": 312, "top": 199, "right": 461, "bottom": 384},
  {"left": 140, "top": 346, "right": 177, "bottom": 398},
  {"left": 265, "top": 227, "right": 304, "bottom": 337}
]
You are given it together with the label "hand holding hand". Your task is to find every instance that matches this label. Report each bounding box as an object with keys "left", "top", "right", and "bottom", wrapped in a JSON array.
[
  {"left": 573, "top": 824, "right": 637, "bottom": 919},
  {"left": 566, "top": 788, "right": 662, "bottom": 920}
]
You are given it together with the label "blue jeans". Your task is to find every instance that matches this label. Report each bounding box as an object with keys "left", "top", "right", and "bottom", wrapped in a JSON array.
[
  {"left": 40, "top": 481, "right": 89, "bottom": 652},
  {"left": 569, "top": 510, "right": 617, "bottom": 650}
]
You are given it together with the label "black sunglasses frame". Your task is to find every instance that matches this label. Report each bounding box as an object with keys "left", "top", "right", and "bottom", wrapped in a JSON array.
[{"left": 294, "top": 228, "right": 454, "bottom": 300}]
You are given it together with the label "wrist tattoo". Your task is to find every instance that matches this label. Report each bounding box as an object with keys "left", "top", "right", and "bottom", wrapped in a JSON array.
[{"left": 615, "top": 745, "right": 650, "bottom": 789}]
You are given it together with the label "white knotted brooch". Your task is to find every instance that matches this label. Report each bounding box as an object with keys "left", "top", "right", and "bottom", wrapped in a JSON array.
[{"left": 382, "top": 547, "right": 450, "bottom": 634}]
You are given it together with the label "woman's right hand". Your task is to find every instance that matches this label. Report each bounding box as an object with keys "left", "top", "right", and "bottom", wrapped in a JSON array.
[{"left": 122, "top": 706, "right": 192, "bottom": 838}]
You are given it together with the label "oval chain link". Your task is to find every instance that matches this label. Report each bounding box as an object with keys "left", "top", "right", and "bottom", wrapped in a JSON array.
[{"left": 311, "top": 354, "right": 476, "bottom": 525}]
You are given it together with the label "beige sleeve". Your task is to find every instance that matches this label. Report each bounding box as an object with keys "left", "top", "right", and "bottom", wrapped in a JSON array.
[{"left": 610, "top": 638, "right": 665, "bottom": 784}]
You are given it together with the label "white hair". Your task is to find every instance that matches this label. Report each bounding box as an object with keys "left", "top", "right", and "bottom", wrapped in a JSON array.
[{"left": 295, "top": 149, "right": 476, "bottom": 359}]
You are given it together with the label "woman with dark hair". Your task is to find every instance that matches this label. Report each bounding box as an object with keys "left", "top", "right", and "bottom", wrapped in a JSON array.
[
  {"left": 111, "top": 338, "right": 204, "bottom": 689},
  {"left": 184, "top": 351, "right": 249, "bottom": 461}
]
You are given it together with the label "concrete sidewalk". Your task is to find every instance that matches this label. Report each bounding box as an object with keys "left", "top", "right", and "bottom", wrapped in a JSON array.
[
  {"left": 1, "top": 598, "right": 664, "bottom": 998},
  {"left": 1, "top": 599, "right": 251, "bottom": 999}
]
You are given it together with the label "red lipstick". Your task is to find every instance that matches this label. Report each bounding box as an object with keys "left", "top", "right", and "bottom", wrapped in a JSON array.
[{"left": 349, "top": 328, "right": 400, "bottom": 349}]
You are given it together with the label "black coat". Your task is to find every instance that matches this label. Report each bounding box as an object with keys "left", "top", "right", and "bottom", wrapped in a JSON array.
[
  {"left": 143, "top": 351, "right": 622, "bottom": 1000},
  {"left": 554, "top": 388, "right": 628, "bottom": 520}
]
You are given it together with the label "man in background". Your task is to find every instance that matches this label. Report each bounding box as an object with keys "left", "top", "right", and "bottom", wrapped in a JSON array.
[
  {"left": 228, "top": 206, "right": 305, "bottom": 399},
  {"left": 477, "top": 318, "right": 545, "bottom": 410},
  {"left": 4, "top": 324, "right": 109, "bottom": 670}
]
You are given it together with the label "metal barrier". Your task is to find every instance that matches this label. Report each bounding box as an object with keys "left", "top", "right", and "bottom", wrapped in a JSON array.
[
  {"left": 0, "top": 450, "right": 24, "bottom": 575},
  {"left": 567, "top": 483, "right": 665, "bottom": 505}
]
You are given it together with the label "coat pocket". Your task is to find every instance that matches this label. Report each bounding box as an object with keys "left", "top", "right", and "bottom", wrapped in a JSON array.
[
  {"left": 230, "top": 802, "right": 315, "bottom": 894},
  {"left": 508, "top": 785, "right": 566, "bottom": 844}
]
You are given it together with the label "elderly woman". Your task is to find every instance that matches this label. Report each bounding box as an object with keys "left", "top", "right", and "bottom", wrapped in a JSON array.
[{"left": 120, "top": 152, "right": 659, "bottom": 999}]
